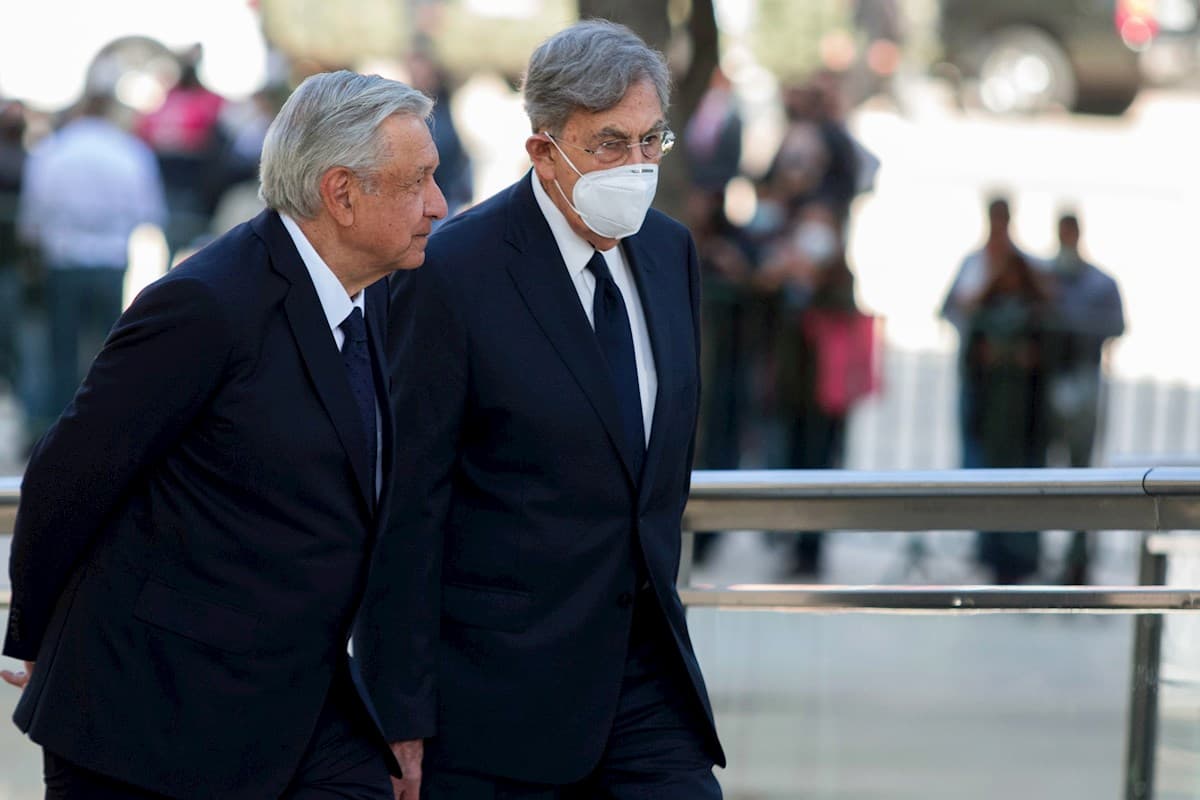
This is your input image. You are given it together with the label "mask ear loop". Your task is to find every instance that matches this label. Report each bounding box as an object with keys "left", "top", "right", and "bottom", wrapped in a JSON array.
[{"left": 542, "top": 132, "right": 588, "bottom": 218}]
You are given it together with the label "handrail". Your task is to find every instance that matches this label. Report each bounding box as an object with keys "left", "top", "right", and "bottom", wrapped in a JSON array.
[
  {"left": 677, "top": 467, "right": 1200, "bottom": 613},
  {"left": 682, "top": 467, "right": 1200, "bottom": 533},
  {"left": 4, "top": 468, "right": 1200, "bottom": 613},
  {"left": 6, "top": 467, "right": 1194, "bottom": 527}
]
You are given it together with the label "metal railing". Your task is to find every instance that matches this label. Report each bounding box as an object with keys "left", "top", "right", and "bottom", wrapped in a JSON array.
[
  {"left": 675, "top": 466, "right": 1200, "bottom": 800},
  {"left": 3, "top": 467, "right": 1199, "bottom": 800},
  {"left": 678, "top": 466, "right": 1200, "bottom": 613}
]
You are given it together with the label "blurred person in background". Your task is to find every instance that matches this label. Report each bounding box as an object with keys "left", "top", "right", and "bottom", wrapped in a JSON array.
[
  {"left": 958, "top": 247, "right": 1052, "bottom": 583},
  {"left": 206, "top": 85, "right": 290, "bottom": 238},
  {"left": 849, "top": 0, "right": 906, "bottom": 107},
  {"left": 407, "top": 46, "right": 473, "bottom": 223},
  {"left": 758, "top": 203, "right": 875, "bottom": 576},
  {"left": 4, "top": 70, "right": 445, "bottom": 799},
  {"left": 1042, "top": 211, "right": 1125, "bottom": 584},
  {"left": 941, "top": 196, "right": 1035, "bottom": 469},
  {"left": 0, "top": 99, "right": 26, "bottom": 395},
  {"left": 684, "top": 65, "right": 742, "bottom": 199},
  {"left": 135, "top": 44, "right": 226, "bottom": 254},
  {"left": 763, "top": 76, "right": 860, "bottom": 234},
  {"left": 17, "top": 90, "right": 167, "bottom": 440},
  {"left": 688, "top": 186, "right": 757, "bottom": 566},
  {"left": 686, "top": 63, "right": 747, "bottom": 566},
  {"left": 386, "top": 19, "right": 725, "bottom": 797},
  {"left": 746, "top": 72, "right": 869, "bottom": 577}
]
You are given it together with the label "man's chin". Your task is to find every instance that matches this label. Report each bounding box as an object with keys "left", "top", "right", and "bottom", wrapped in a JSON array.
[{"left": 395, "top": 251, "right": 427, "bottom": 271}]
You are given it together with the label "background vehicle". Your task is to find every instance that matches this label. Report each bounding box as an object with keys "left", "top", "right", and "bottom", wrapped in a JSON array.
[{"left": 938, "top": 0, "right": 1200, "bottom": 114}]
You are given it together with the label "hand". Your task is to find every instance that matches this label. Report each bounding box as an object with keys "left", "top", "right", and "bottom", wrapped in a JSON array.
[
  {"left": 388, "top": 739, "right": 423, "bottom": 800},
  {"left": 1, "top": 660, "right": 33, "bottom": 689}
]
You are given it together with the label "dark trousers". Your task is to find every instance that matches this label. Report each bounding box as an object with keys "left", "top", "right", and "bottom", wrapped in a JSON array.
[
  {"left": 46, "top": 266, "right": 126, "bottom": 420},
  {"left": 43, "top": 682, "right": 392, "bottom": 800},
  {"left": 423, "top": 593, "right": 721, "bottom": 800}
]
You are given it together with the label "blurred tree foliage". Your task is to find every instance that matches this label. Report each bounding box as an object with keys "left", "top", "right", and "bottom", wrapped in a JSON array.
[
  {"left": 261, "top": 0, "right": 412, "bottom": 68},
  {"left": 749, "top": 0, "right": 850, "bottom": 83}
]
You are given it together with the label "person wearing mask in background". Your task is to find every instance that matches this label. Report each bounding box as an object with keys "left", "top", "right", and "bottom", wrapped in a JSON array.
[
  {"left": 758, "top": 203, "right": 875, "bottom": 576},
  {"left": 17, "top": 90, "right": 167, "bottom": 442},
  {"left": 3, "top": 71, "right": 446, "bottom": 799},
  {"left": 1042, "top": 211, "right": 1125, "bottom": 584},
  {"left": 381, "top": 19, "right": 725, "bottom": 798}
]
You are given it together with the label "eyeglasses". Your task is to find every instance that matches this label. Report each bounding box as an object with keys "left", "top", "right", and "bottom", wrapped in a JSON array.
[{"left": 545, "top": 129, "right": 675, "bottom": 166}]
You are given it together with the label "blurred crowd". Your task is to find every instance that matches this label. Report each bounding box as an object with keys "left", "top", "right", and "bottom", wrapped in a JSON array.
[
  {"left": 684, "top": 67, "right": 880, "bottom": 577},
  {"left": 0, "top": 44, "right": 472, "bottom": 451},
  {"left": 683, "top": 62, "right": 1125, "bottom": 585},
  {"left": 0, "top": 37, "right": 1126, "bottom": 585}
]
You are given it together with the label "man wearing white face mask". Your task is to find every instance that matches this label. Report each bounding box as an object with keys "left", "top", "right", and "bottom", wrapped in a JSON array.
[{"left": 381, "top": 18, "right": 725, "bottom": 799}]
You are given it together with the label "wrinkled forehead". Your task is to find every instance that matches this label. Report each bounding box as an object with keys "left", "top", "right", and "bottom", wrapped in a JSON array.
[{"left": 564, "top": 81, "right": 666, "bottom": 141}]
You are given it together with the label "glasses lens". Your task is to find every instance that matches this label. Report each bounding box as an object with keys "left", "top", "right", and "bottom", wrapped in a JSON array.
[
  {"left": 594, "top": 141, "right": 626, "bottom": 165},
  {"left": 640, "top": 131, "right": 674, "bottom": 159}
]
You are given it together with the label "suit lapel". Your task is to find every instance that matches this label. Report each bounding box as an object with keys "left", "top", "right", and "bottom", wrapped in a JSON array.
[
  {"left": 623, "top": 232, "right": 674, "bottom": 496},
  {"left": 253, "top": 211, "right": 375, "bottom": 512},
  {"left": 501, "top": 176, "right": 641, "bottom": 485}
]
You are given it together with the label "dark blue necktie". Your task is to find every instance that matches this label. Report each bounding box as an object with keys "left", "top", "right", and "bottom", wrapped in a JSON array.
[
  {"left": 586, "top": 250, "right": 645, "bottom": 475},
  {"left": 340, "top": 307, "right": 377, "bottom": 494}
]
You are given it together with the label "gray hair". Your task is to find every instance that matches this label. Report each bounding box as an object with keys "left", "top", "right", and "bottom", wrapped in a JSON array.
[
  {"left": 259, "top": 70, "right": 433, "bottom": 219},
  {"left": 522, "top": 19, "right": 670, "bottom": 134}
]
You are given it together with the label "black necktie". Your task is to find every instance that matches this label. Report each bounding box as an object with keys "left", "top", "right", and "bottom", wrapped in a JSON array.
[
  {"left": 586, "top": 250, "right": 645, "bottom": 475},
  {"left": 340, "top": 307, "right": 377, "bottom": 494}
]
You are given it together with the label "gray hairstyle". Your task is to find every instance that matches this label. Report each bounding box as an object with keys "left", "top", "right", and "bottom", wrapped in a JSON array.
[
  {"left": 259, "top": 70, "right": 433, "bottom": 219},
  {"left": 522, "top": 19, "right": 670, "bottom": 134}
]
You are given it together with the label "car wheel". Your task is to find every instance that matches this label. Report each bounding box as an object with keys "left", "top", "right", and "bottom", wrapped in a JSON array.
[{"left": 977, "top": 26, "right": 1076, "bottom": 113}]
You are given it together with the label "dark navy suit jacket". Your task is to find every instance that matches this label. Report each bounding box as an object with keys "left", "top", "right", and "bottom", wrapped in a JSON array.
[
  {"left": 3, "top": 210, "right": 428, "bottom": 798},
  {"left": 382, "top": 174, "right": 725, "bottom": 783}
]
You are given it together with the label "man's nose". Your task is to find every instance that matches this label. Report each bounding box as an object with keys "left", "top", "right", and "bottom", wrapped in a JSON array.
[{"left": 427, "top": 178, "right": 449, "bottom": 220}]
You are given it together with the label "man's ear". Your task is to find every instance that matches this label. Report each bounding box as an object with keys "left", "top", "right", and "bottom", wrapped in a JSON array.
[
  {"left": 526, "top": 134, "right": 557, "bottom": 182},
  {"left": 319, "top": 166, "right": 357, "bottom": 226}
]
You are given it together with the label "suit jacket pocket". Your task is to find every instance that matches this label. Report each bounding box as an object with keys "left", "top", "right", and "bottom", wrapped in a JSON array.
[
  {"left": 133, "top": 579, "right": 261, "bottom": 654},
  {"left": 441, "top": 582, "right": 533, "bottom": 633}
]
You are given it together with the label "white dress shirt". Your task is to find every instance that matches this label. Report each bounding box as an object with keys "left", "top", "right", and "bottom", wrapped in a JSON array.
[
  {"left": 531, "top": 172, "right": 657, "bottom": 444},
  {"left": 281, "top": 214, "right": 382, "bottom": 496}
]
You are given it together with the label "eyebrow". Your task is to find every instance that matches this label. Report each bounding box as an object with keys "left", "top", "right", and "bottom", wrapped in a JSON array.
[{"left": 593, "top": 121, "right": 667, "bottom": 142}]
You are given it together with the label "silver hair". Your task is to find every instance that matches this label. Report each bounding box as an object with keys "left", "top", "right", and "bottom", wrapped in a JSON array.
[
  {"left": 259, "top": 70, "right": 433, "bottom": 219},
  {"left": 522, "top": 19, "right": 670, "bottom": 134}
]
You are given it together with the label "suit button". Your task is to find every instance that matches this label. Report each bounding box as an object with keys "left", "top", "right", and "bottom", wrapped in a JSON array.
[{"left": 617, "top": 592, "right": 634, "bottom": 609}]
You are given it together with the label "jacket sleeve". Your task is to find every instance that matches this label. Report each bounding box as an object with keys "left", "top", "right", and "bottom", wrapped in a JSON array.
[
  {"left": 4, "top": 275, "right": 231, "bottom": 660},
  {"left": 354, "top": 261, "right": 467, "bottom": 742}
]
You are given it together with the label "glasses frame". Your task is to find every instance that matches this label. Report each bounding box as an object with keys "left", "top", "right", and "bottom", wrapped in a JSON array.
[{"left": 545, "top": 129, "right": 675, "bottom": 166}]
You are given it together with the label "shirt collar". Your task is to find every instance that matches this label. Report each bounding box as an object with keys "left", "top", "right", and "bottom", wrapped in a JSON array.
[
  {"left": 530, "top": 170, "right": 598, "bottom": 279},
  {"left": 279, "top": 213, "right": 364, "bottom": 336}
]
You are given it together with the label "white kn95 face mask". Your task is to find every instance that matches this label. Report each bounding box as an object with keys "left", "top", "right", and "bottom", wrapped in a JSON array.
[{"left": 546, "top": 133, "right": 659, "bottom": 239}]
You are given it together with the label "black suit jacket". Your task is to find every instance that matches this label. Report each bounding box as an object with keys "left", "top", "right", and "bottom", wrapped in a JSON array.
[
  {"left": 3, "top": 210, "right": 428, "bottom": 798},
  {"left": 379, "top": 174, "right": 725, "bottom": 783}
]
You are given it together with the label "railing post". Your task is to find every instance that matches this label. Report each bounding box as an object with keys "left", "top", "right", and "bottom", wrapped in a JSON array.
[{"left": 1125, "top": 531, "right": 1168, "bottom": 800}]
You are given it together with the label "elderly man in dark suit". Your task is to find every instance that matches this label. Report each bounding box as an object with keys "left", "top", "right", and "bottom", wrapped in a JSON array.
[
  {"left": 2, "top": 70, "right": 445, "bottom": 799},
  {"left": 381, "top": 20, "right": 725, "bottom": 799}
]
